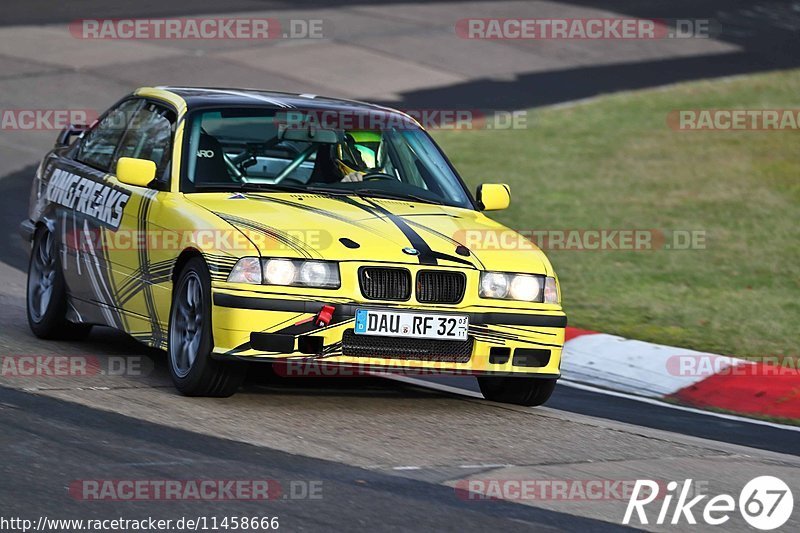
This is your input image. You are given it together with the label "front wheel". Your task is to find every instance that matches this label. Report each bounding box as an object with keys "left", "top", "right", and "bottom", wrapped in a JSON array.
[
  {"left": 478, "top": 376, "right": 557, "bottom": 406},
  {"left": 168, "top": 257, "right": 245, "bottom": 397}
]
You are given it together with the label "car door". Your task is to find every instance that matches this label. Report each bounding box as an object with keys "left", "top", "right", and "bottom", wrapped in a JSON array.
[
  {"left": 52, "top": 98, "right": 143, "bottom": 329},
  {"left": 102, "top": 100, "right": 177, "bottom": 348}
]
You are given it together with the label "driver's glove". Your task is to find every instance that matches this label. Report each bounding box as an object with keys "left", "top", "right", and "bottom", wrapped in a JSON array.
[{"left": 341, "top": 171, "right": 365, "bottom": 182}]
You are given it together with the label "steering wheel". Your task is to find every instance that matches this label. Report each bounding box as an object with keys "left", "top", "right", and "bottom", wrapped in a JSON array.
[{"left": 362, "top": 171, "right": 397, "bottom": 181}]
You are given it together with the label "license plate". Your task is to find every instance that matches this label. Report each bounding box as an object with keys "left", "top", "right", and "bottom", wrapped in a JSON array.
[{"left": 354, "top": 309, "right": 469, "bottom": 341}]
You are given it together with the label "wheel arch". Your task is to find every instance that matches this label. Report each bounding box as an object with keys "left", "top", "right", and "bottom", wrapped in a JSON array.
[
  {"left": 172, "top": 248, "right": 206, "bottom": 286},
  {"left": 36, "top": 216, "right": 57, "bottom": 235}
]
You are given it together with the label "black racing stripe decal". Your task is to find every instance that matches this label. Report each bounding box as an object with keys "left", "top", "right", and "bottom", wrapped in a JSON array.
[
  {"left": 214, "top": 212, "right": 319, "bottom": 259},
  {"left": 469, "top": 326, "right": 563, "bottom": 348},
  {"left": 266, "top": 313, "right": 308, "bottom": 332},
  {"left": 244, "top": 194, "right": 380, "bottom": 232},
  {"left": 489, "top": 324, "right": 558, "bottom": 337},
  {"left": 320, "top": 341, "right": 343, "bottom": 358},
  {"left": 225, "top": 341, "right": 252, "bottom": 355},
  {"left": 286, "top": 193, "right": 434, "bottom": 263},
  {"left": 114, "top": 255, "right": 173, "bottom": 305},
  {"left": 204, "top": 253, "right": 239, "bottom": 282},
  {"left": 245, "top": 193, "right": 468, "bottom": 267},
  {"left": 404, "top": 219, "right": 486, "bottom": 270},
  {"left": 79, "top": 218, "right": 122, "bottom": 329},
  {"left": 355, "top": 197, "right": 438, "bottom": 265},
  {"left": 429, "top": 251, "right": 476, "bottom": 268},
  {"left": 400, "top": 212, "right": 461, "bottom": 218},
  {"left": 470, "top": 335, "right": 506, "bottom": 346},
  {"left": 138, "top": 190, "right": 165, "bottom": 349},
  {"left": 100, "top": 226, "right": 129, "bottom": 332},
  {"left": 287, "top": 342, "right": 343, "bottom": 360}
]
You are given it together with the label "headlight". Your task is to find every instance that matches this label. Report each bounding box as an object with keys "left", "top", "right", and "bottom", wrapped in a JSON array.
[
  {"left": 480, "top": 272, "right": 554, "bottom": 303},
  {"left": 299, "top": 261, "right": 335, "bottom": 286},
  {"left": 227, "top": 257, "right": 262, "bottom": 284},
  {"left": 509, "top": 274, "right": 541, "bottom": 301},
  {"left": 264, "top": 258, "right": 340, "bottom": 288},
  {"left": 264, "top": 259, "right": 340, "bottom": 289},
  {"left": 479, "top": 272, "right": 509, "bottom": 299},
  {"left": 228, "top": 258, "right": 340, "bottom": 289},
  {"left": 264, "top": 258, "right": 297, "bottom": 285}
]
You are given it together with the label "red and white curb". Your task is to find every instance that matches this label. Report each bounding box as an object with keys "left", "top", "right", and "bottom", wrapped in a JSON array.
[{"left": 563, "top": 328, "right": 800, "bottom": 422}]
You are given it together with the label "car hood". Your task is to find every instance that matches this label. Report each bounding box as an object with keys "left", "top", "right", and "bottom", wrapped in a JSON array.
[{"left": 185, "top": 192, "right": 553, "bottom": 275}]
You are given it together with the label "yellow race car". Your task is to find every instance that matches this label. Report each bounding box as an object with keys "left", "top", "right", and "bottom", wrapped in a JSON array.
[{"left": 21, "top": 87, "right": 566, "bottom": 404}]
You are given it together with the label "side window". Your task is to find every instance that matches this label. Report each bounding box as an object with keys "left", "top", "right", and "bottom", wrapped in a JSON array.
[
  {"left": 115, "top": 102, "right": 176, "bottom": 180},
  {"left": 76, "top": 99, "right": 142, "bottom": 171}
]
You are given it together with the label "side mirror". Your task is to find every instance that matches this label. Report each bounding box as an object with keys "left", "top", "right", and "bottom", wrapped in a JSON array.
[
  {"left": 476, "top": 183, "right": 510, "bottom": 211},
  {"left": 55, "top": 123, "right": 88, "bottom": 148},
  {"left": 116, "top": 157, "right": 156, "bottom": 188}
]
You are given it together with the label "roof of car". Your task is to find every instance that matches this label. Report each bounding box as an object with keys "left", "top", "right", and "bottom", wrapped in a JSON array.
[{"left": 144, "top": 86, "right": 408, "bottom": 116}]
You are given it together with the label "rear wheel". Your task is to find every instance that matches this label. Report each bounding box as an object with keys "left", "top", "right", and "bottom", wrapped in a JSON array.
[
  {"left": 26, "top": 227, "right": 91, "bottom": 340},
  {"left": 478, "top": 376, "right": 556, "bottom": 406},
  {"left": 168, "top": 257, "right": 245, "bottom": 397}
]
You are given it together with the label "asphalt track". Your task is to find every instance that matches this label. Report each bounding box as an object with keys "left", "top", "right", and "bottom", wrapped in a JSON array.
[
  {"left": 3, "top": 1, "right": 800, "bottom": 112},
  {"left": 1, "top": 1, "right": 799, "bottom": 530},
  {"left": 0, "top": 385, "right": 623, "bottom": 532}
]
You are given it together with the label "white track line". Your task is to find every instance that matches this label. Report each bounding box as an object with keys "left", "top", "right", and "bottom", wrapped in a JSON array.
[{"left": 380, "top": 374, "right": 800, "bottom": 433}]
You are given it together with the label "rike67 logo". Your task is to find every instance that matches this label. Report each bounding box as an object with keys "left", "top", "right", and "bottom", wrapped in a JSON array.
[{"left": 624, "top": 476, "right": 794, "bottom": 530}]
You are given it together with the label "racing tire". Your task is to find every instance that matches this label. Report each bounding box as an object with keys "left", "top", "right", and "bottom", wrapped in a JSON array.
[
  {"left": 168, "top": 257, "right": 246, "bottom": 397},
  {"left": 477, "top": 376, "right": 557, "bottom": 406},
  {"left": 26, "top": 226, "right": 92, "bottom": 340}
]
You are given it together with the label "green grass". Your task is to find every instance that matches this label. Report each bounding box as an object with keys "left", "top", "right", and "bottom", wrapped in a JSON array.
[{"left": 432, "top": 69, "right": 800, "bottom": 359}]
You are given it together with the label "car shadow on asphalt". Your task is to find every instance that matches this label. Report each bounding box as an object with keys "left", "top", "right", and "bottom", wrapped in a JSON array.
[{"left": 85, "top": 326, "right": 453, "bottom": 399}]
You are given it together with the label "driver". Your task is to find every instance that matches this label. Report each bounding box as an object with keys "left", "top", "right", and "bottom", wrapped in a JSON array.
[{"left": 336, "top": 131, "right": 388, "bottom": 182}]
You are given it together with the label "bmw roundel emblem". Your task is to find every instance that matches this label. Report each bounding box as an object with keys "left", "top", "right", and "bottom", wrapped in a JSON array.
[{"left": 402, "top": 247, "right": 419, "bottom": 255}]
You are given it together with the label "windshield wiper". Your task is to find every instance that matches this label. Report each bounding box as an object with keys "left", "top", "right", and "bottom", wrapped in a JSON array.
[
  {"left": 306, "top": 185, "right": 443, "bottom": 204},
  {"left": 192, "top": 182, "right": 308, "bottom": 193},
  {"left": 349, "top": 188, "right": 444, "bottom": 206},
  {"left": 306, "top": 185, "right": 444, "bottom": 205}
]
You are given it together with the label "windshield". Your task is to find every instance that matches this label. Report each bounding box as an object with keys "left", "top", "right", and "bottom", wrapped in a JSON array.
[{"left": 182, "top": 107, "right": 473, "bottom": 208}]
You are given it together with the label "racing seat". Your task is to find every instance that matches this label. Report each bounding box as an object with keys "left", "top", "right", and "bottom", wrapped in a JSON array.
[
  {"left": 308, "top": 145, "right": 342, "bottom": 184},
  {"left": 194, "top": 132, "right": 230, "bottom": 184}
]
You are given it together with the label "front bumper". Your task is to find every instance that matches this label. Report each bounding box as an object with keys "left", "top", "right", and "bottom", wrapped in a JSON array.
[{"left": 210, "top": 289, "right": 566, "bottom": 378}]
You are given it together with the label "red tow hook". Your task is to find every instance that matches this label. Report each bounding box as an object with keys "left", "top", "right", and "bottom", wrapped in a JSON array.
[{"left": 316, "top": 305, "right": 335, "bottom": 327}]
